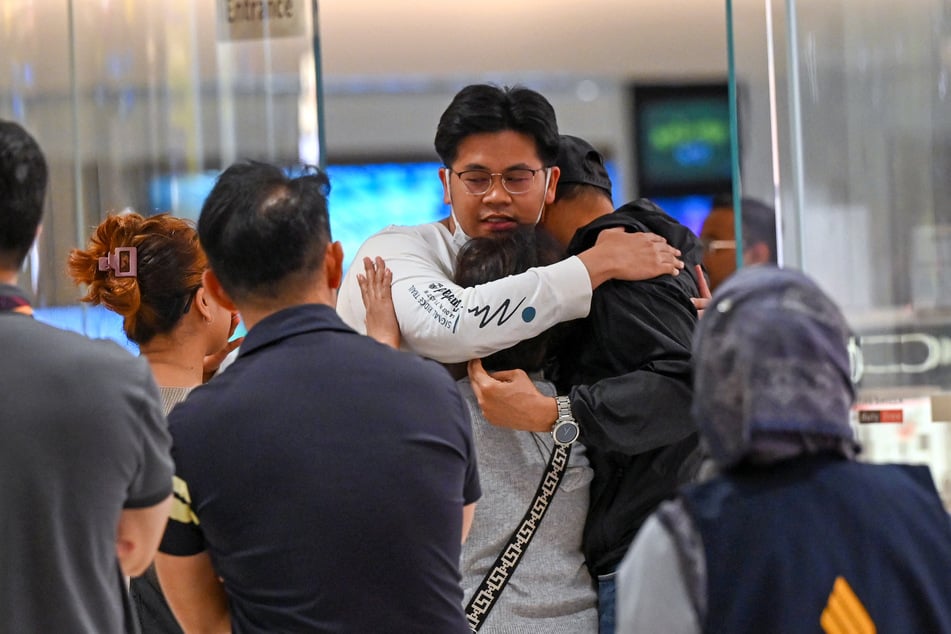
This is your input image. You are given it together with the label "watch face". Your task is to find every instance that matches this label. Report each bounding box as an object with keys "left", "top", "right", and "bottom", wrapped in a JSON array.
[{"left": 553, "top": 421, "right": 579, "bottom": 445}]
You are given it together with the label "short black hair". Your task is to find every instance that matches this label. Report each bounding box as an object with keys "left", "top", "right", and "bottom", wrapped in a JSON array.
[
  {"left": 740, "top": 197, "right": 777, "bottom": 260},
  {"left": 198, "top": 161, "right": 332, "bottom": 302},
  {"left": 0, "top": 120, "right": 48, "bottom": 270},
  {"left": 711, "top": 194, "right": 778, "bottom": 260},
  {"left": 554, "top": 181, "right": 613, "bottom": 206},
  {"left": 434, "top": 84, "right": 560, "bottom": 168},
  {"left": 454, "top": 226, "right": 562, "bottom": 373}
]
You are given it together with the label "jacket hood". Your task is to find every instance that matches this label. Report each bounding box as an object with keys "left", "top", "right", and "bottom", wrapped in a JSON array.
[
  {"left": 565, "top": 198, "right": 703, "bottom": 269},
  {"left": 692, "top": 266, "right": 859, "bottom": 470}
]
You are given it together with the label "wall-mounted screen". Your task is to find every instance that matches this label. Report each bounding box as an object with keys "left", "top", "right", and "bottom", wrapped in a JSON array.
[{"left": 631, "top": 83, "right": 732, "bottom": 197}]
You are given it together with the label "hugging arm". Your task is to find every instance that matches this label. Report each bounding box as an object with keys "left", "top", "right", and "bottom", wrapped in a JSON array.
[
  {"left": 339, "top": 227, "right": 684, "bottom": 364},
  {"left": 467, "top": 360, "right": 696, "bottom": 455}
]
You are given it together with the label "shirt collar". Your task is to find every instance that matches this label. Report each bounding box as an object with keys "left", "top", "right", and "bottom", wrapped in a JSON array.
[
  {"left": 237, "top": 303, "right": 355, "bottom": 358},
  {"left": 0, "top": 284, "right": 33, "bottom": 317}
]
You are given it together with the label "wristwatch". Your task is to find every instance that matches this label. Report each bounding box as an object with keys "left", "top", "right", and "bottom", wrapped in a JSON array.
[{"left": 551, "top": 395, "right": 580, "bottom": 446}]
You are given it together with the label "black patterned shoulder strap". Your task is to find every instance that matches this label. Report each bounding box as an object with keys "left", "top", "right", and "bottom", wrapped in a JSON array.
[{"left": 464, "top": 441, "right": 572, "bottom": 632}]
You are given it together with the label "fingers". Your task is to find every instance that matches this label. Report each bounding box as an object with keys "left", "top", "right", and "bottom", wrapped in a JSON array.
[
  {"left": 485, "top": 369, "right": 520, "bottom": 382},
  {"left": 467, "top": 358, "right": 487, "bottom": 382},
  {"left": 202, "top": 335, "right": 244, "bottom": 382},
  {"left": 467, "top": 359, "right": 488, "bottom": 401},
  {"left": 357, "top": 256, "right": 392, "bottom": 300},
  {"left": 221, "top": 337, "right": 243, "bottom": 356},
  {"left": 227, "top": 312, "right": 241, "bottom": 338},
  {"left": 636, "top": 232, "right": 683, "bottom": 276},
  {"left": 694, "top": 264, "right": 712, "bottom": 299},
  {"left": 691, "top": 297, "right": 709, "bottom": 319},
  {"left": 356, "top": 274, "right": 369, "bottom": 301},
  {"left": 691, "top": 266, "right": 711, "bottom": 319}
]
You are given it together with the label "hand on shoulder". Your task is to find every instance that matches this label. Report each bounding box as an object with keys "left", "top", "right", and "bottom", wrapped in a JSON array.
[{"left": 579, "top": 228, "right": 684, "bottom": 289}]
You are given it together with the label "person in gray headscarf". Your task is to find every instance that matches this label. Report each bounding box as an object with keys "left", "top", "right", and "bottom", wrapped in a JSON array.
[{"left": 615, "top": 266, "right": 951, "bottom": 634}]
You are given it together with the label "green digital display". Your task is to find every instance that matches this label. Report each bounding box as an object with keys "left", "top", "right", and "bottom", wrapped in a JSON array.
[{"left": 633, "top": 84, "right": 733, "bottom": 196}]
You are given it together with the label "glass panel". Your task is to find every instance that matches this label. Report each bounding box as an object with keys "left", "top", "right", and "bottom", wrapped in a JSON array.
[
  {"left": 730, "top": 0, "right": 951, "bottom": 504},
  {"left": 0, "top": 0, "right": 321, "bottom": 347},
  {"left": 723, "top": 0, "right": 785, "bottom": 284},
  {"left": 0, "top": 2, "right": 76, "bottom": 308}
]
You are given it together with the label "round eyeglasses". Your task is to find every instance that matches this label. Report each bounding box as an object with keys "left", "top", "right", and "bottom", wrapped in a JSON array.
[
  {"left": 450, "top": 168, "right": 547, "bottom": 196},
  {"left": 700, "top": 238, "right": 736, "bottom": 255}
]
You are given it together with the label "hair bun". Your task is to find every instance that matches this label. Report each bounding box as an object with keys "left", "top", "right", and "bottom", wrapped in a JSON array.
[{"left": 67, "top": 213, "right": 142, "bottom": 318}]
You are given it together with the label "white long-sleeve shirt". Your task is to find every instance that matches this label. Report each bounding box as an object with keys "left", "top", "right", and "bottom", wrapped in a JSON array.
[{"left": 337, "top": 222, "right": 593, "bottom": 363}]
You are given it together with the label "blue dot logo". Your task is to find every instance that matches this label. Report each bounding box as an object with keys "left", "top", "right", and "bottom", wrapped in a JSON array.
[{"left": 522, "top": 307, "right": 536, "bottom": 323}]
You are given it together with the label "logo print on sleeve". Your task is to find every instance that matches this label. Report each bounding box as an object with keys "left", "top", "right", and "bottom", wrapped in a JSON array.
[{"left": 467, "top": 297, "right": 536, "bottom": 329}]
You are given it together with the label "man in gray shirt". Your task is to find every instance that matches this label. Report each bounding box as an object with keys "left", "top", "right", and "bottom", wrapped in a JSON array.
[{"left": 0, "top": 119, "right": 174, "bottom": 633}]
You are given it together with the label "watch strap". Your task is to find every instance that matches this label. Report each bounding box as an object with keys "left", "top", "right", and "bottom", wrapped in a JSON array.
[{"left": 551, "top": 395, "right": 579, "bottom": 446}]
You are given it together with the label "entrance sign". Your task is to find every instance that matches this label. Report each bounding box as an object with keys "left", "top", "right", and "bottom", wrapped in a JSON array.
[{"left": 218, "top": 1, "right": 307, "bottom": 41}]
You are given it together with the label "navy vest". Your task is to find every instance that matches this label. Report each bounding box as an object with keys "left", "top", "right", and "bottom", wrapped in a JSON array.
[{"left": 681, "top": 455, "right": 951, "bottom": 633}]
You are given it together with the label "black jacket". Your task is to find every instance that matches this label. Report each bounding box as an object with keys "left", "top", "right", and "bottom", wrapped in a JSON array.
[{"left": 549, "top": 198, "right": 705, "bottom": 575}]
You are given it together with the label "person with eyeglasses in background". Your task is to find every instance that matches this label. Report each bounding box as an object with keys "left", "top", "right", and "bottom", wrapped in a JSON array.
[
  {"left": 698, "top": 194, "right": 777, "bottom": 293},
  {"left": 336, "top": 83, "right": 685, "bottom": 365}
]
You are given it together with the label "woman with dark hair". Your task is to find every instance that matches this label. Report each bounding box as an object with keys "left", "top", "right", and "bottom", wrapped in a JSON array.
[
  {"left": 359, "top": 227, "right": 597, "bottom": 633},
  {"left": 68, "top": 212, "right": 240, "bottom": 633}
]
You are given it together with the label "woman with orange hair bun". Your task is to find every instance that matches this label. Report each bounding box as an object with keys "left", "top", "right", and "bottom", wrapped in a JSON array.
[{"left": 68, "top": 211, "right": 240, "bottom": 633}]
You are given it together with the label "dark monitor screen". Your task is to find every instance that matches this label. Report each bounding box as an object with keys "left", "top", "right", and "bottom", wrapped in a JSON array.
[{"left": 632, "top": 83, "right": 732, "bottom": 197}]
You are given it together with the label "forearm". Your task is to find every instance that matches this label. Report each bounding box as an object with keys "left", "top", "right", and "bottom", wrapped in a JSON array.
[
  {"left": 570, "top": 369, "right": 697, "bottom": 455},
  {"left": 404, "top": 257, "right": 590, "bottom": 362},
  {"left": 155, "top": 552, "right": 231, "bottom": 634},
  {"left": 577, "top": 247, "right": 618, "bottom": 290},
  {"left": 575, "top": 227, "right": 685, "bottom": 290},
  {"left": 391, "top": 257, "right": 592, "bottom": 363},
  {"left": 492, "top": 392, "right": 559, "bottom": 433},
  {"left": 462, "top": 503, "right": 476, "bottom": 543},
  {"left": 466, "top": 360, "right": 560, "bottom": 432},
  {"left": 117, "top": 495, "right": 173, "bottom": 577}
]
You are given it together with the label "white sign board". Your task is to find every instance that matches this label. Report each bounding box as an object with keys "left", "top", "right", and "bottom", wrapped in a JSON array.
[{"left": 218, "top": 0, "right": 308, "bottom": 41}]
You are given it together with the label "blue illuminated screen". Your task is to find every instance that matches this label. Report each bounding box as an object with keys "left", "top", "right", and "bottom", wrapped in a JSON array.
[
  {"left": 650, "top": 195, "right": 715, "bottom": 238},
  {"left": 149, "top": 162, "right": 451, "bottom": 273}
]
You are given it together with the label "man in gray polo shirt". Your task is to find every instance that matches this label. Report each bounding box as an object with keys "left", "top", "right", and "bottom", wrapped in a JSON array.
[{"left": 0, "top": 119, "right": 174, "bottom": 633}]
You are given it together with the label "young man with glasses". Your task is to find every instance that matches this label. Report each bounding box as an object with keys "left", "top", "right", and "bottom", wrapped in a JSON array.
[{"left": 336, "top": 83, "right": 684, "bottom": 366}]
